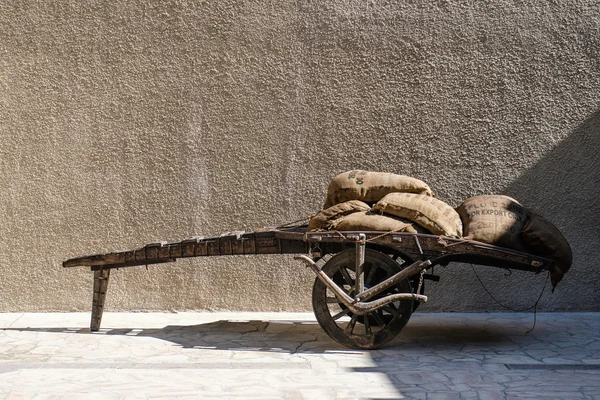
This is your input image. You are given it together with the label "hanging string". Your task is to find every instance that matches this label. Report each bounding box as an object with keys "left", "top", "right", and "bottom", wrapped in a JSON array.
[
  {"left": 470, "top": 264, "right": 549, "bottom": 333},
  {"left": 275, "top": 217, "right": 310, "bottom": 229}
]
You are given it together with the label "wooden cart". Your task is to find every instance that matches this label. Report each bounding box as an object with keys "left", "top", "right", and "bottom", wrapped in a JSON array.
[{"left": 63, "top": 224, "right": 556, "bottom": 349}]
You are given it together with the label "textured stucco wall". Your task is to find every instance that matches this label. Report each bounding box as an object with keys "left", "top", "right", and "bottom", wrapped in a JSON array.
[{"left": 0, "top": 1, "right": 598, "bottom": 312}]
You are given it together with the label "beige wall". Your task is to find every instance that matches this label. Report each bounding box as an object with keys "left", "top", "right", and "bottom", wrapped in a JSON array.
[{"left": 1, "top": 1, "right": 598, "bottom": 312}]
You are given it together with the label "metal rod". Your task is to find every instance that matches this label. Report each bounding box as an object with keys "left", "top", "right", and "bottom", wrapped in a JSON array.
[
  {"left": 295, "top": 255, "right": 428, "bottom": 316},
  {"left": 294, "top": 255, "right": 356, "bottom": 306},
  {"left": 355, "top": 234, "right": 366, "bottom": 296},
  {"left": 413, "top": 235, "right": 424, "bottom": 255},
  {"left": 356, "top": 292, "right": 427, "bottom": 314},
  {"left": 355, "top": 259, "right": 431, "bottom": 301}
]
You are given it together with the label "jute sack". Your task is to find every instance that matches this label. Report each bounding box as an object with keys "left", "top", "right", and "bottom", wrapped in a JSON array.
[
  {"left": 522, "top": 210, "right": 572, "bottom": 273},
  {"left": 373, "top": 193, "right": 462, "bottom": 238},
  {"left": 328, "top": 211, "right": 423, "bottom": 234},
  {"left": 324, "top": 170, "right": 434, "bottom": 209},
  {"left": 457, "top": 195, "right": 526, "bottom": 250},
  {"left": 308, "top": 200, "right": 371, "bottom": 231}
]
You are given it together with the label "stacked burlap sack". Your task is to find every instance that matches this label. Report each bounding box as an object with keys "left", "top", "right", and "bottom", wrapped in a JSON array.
[
  {"left": 456, "top": 194, "right": 572, "bottom": 287},
  {"left": 310, "top": 170, "right": 572, "bottom": 288},
  {"left": 309, "top": 170, "right": 463, "bottom": 237}
]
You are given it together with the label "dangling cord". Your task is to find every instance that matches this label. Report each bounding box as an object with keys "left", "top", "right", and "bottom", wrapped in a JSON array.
[
  {"left": 276, "top": 217, "right": 310, "bottom": 229},
  {"left": 470, "top": 264, "right": 550, "bottom": 334}
]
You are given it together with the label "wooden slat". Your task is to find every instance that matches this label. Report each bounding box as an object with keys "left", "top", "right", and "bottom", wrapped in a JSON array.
[
  {"left": 91, "top": 269, "right": 110, "bottom": 331},
  {"left": 169, "top": 244, "right": 182, "bottom": 258},
  {"left": 182, "top": 241, "right": 196, "bottom": 257},
  {"left": 207, "top": 240, "right": 220, "bottom": 256},
  {"left": 243, "top": 235, "right": 256, "bottom": 254},
  {"left": 195, "top": 241, "right": 208, "bottom": 256},
  {"left": 220, "top": 238, "right": 232, "bottom": 255}
]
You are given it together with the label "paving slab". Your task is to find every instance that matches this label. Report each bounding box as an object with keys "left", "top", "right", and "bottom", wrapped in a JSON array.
[{"left": 0, "top": 312, "right": 599, "bottom": 399}]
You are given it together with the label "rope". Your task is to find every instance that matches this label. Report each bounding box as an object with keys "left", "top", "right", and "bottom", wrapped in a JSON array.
[
  {"left": 439, "top": 238, "right": 477, "bottom": 247},
  {"left": 275, "top": 217, "right": 310, "bottom": 229},
  {"left": 470, "top": 263, "right": 549, "bottom": 333},
  {"left": 330, "top": 230, "right": 475, "bottom": 247},
  {"left": 330, "top": 227, "right": 410, "bottom": 243},
  {"left": 365, "top": 228, "right": 411, "bottom": 242}
]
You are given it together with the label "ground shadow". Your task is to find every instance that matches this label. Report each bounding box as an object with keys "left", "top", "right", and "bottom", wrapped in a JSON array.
[
  {"left": 3, "top": 316, "right": 567, "bottom": 398},
  {"left": 4, "top": 320, "right": 339, "bottom": 354},
  {"left": 3, "top": 316, "right": 543, "bottom": 353}
]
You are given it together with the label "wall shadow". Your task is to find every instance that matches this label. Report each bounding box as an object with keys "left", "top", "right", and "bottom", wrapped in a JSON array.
[{"left": 504, "top": 110, "right": 600, "bottom": 309}]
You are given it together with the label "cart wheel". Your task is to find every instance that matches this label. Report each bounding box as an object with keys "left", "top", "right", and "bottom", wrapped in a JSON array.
[{"left": 312, "top": 248, "right": 414, "bottom": 349}]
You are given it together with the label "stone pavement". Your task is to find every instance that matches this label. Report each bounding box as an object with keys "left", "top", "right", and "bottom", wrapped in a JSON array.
[{"left": 0, "top": 312, "right": 599, "bottom": 399}]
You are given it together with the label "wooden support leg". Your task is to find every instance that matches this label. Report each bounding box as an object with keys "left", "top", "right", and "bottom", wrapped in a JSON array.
[{"left": 91, "top": 269, "right": 110, "bottom": 331}]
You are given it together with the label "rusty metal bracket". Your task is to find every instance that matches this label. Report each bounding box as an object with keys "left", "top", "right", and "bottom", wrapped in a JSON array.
[{"left": 413, "top": 235, "right": 424, "bottom": 256}]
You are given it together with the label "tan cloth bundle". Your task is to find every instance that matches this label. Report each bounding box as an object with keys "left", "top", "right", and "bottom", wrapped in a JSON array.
[
  {"left": 328, "top": 211, "right": 423, "bottom": 234},
  {"left": 456, "top": 195, "right": 526, "bottom": 250},
  {"left": 373, "top": 193, "right": 462, "bottom": 238},
  {"left": 308, "top": 200, "right": 371, "bottom": 231},
  {"left": 324, "top": 170, "right": 434, "bottom": 209}
]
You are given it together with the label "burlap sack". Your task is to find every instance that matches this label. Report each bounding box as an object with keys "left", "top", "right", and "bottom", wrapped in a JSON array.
[
  {"left": 373, "top": 193, "right": 463, "bottom": 238},
  {"left": 457, "top": 195, "right": 526, "bottom": 250},
  {"left": 308, "top": 200, "right": 371, "bottom": 231},
  {"left": 328, "top": 211, "right": 422, "bottom": 233},
  {"left": 324, "top": 170, "right": 434, "bottom": 209},
  {"left": 522, "top": 211, "right": 572, "bottom": 273}
]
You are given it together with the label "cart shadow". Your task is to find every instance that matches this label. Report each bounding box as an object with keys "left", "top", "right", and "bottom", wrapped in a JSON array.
[
  {"left": 4, "top": 317, "right": 542, "bottom": 353},
  {"left": 391, "top": 318, "right": 538, "bottom": 349},
  {"left": 3, "top": 320, "right": 338, "bottom": 354}
]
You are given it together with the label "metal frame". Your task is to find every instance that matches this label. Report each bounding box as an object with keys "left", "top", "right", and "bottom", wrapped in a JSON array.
[{"left": 295, "top": 254, "right": 429, "bottom": 315}]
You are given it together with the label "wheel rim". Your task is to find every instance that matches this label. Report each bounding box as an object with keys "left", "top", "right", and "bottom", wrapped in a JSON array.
[{"left": 312, "top": 248, "right": 414, "bottom": 349}]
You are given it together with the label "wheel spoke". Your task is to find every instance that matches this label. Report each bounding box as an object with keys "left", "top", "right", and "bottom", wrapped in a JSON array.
[
  {"left": 345, "top": 315, "right": 358, "bottom": 334},
  {"left": 372, "top": 312, "right": 386, "bottom": 328},
  {"left": 332, "top": 307, "right": 351, "bottom": 321},
  {"left": 382, "top": 305, "right": 399, "bottom": 316},
  {"left": 326, "top": 296, "right": 342, "bottom": 304},
  {"left": 365, "top": 264, "right": 378, "bottom": 286},
  {"left": 364, "top": 315, "right": 372, "bottom": 335},
  {"left": 338, "top": 266, "right": 354, "bottom": 286}
]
